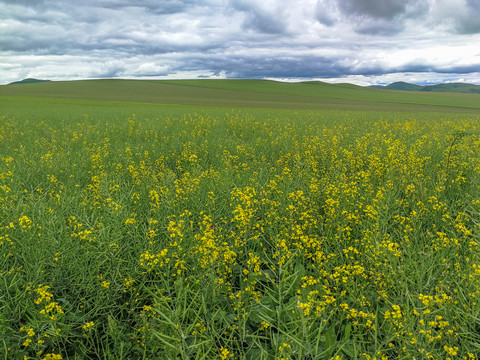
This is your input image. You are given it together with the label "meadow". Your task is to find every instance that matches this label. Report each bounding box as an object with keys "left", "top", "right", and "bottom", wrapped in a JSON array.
[{"left": 1, "top": 81, "right": 480, "bottom": 359}]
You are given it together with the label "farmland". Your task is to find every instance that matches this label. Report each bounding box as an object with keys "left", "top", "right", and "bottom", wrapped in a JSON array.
[{"left": 1, "top": 80, "right": 480, "bottom": 359}]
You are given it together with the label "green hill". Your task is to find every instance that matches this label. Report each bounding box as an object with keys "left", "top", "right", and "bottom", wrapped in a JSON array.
[
  {"left": 8, "top": 78, "right": 51, "bottom": 85},
  {"left": 370, "top": 82, "right": 422, "bottom": 91},
  {"left": 422, "top": 82, "right": 480, "bottom": 94},
  {"left": 371, "top": 81, "right": 480, "bottom": 94},
  {"left": 386, "top": 82, "right": 423, "bottom": 91},
  {"left": 1, "top": 79, "right": 480, "bottom": 113}
]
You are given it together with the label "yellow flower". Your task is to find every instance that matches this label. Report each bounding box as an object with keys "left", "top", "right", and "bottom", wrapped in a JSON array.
[
  {"left": 219, "top": 346, "right": 233, "bottom": 359},
  {"left": 42, "top": 354, "right": 62, "bottom": 360},
  {"left": 82, "top": 321, "right": 94, "bottom": 331},
  {"left": 444, "top": 346, "right": 458, "bottom": 356},
  {"left": 23, "top": 338, "right": 32, "bottom": 347}
]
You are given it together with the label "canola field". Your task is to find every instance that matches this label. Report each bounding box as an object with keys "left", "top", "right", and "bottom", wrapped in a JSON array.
[{"left": 1, "top": 100, "right": 480, "bottom": 359}]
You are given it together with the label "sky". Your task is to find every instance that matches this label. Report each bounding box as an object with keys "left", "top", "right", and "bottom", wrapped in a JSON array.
[{"left": 1, "top": 0, "right": 480, "bottom": 86}]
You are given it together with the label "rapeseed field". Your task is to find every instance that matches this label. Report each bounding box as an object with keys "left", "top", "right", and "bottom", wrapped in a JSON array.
[{"left": 1, "top": 107, "right": 480, "bottom": 359}]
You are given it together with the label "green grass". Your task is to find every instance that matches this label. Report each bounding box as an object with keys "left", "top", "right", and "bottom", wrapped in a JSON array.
[
  {"left": 2, "top": 79, "right": 480, "bottom": 112},
  {"left": 1, "top": 84, "right": 480, "bottom": 359}
]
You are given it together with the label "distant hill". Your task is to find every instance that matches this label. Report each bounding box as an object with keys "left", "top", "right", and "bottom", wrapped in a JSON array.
[
  {"left": 2, "top": 78, "right": 480, "bottom": 113},
  {"left": 370, "top": 81, "right": 480, "bottom": 94},
  {"left": 8, "top": 78, "right": 50, "bottom": 85}
]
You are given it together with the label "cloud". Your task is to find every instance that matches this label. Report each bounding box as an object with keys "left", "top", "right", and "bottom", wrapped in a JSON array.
[
  {"left": 80, "top": 0, "right": 196, "bottom": 13},
  {"left": 425, "top": 0, "right": 480, "bottom": 35},
  {"left": 315, "top": 0, "right": 339, "bottom": 26},
  {"left": 179, "top": 53, "right": 350, "bottom": 79},
  {"left": 1, "top": 0, "right": 480, "bottom": 85},
  {"left": 338, "top": 0, "right": 408, "bottom": 19},
  {"left": 455, "top": 0, "right": 480, "bottom": 34},
  {"left": 228, "top": 0, "right": 288, "bottom": 34},
  {"left": 315, "top": 0, "right": 428, "bottom": 35},
  {"left": 1, "top": 0, "right": 45, "bottom": 5}
]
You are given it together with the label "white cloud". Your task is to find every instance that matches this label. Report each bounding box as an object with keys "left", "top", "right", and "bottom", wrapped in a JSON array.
[{"left": 1, "top": 0, "right": 480, "bottom": 85}]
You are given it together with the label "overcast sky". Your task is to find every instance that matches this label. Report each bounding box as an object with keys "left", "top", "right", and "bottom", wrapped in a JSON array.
[{"left": 1, "top": 0, "right": 480, "bottom": 85}]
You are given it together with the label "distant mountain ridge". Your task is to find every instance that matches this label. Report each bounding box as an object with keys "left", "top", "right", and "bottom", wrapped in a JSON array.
[
  {"left": 8, "top": 78, "right": 51, "bottom": 85},
  {"left": 370, "top": 81, "right": 480, "bottom": 94}
]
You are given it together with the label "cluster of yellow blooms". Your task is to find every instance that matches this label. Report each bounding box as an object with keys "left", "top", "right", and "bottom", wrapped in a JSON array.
[{"left": 2, "top": 111, "right": 480, "bottom": 359}]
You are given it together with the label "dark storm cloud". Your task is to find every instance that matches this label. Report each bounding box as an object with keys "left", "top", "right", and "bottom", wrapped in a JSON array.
[
  {"left": 180, "top": 54, "right": 350, "bottom": 79},
  {"left": 338, "top": 0, "right": 408, "bottom": 19},
  {"left": 81, "top": 0, "right": 198, "bottom": 14},
  {"left": 316, "top": 0, "right": 428, "bottom": 35},
  {"left": 174, "top": 51, "right": 480, "bottom": 80}
]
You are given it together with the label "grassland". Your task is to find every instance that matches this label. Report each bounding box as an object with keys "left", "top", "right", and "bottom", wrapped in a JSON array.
[
  {"left": 3, "top": 79, "right": 480, "bottom": 112},
  {"left": 1, "top": 80, "right": 480, "bottom": 359}
]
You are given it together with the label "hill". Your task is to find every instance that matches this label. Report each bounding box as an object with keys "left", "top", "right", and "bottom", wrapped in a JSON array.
[
  {"left": 371, "top": 81, "right": 480, "bottom": 94},
  {"left": 1, "top": 79, "right": 480, "bottom": 113},
  {"left": 370, "top": 82, "right": 423, "bottom": 91},
  {"left": 8, "top": 78, "right": 51, "bottom": 85}
]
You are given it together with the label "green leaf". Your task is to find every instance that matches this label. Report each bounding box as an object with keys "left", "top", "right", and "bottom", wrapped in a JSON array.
[
  {"left": 344, "top": 322, "right": 352, "bottom": 340},
  {"left": 325, "top": 326, "right": 336, "bottom": 353}
]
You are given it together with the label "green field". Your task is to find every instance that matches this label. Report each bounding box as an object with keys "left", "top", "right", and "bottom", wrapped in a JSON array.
[
  {"left": 2, "top": 79, "right": 480, "bottom": 112},
  {"left": 1, "top": 80, "right": 480, "bottom": 359}
]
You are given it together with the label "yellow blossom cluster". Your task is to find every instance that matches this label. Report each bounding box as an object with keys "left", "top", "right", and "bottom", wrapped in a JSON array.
[{"left": 2, "top": 110, "right": 480, "bottom": 359}]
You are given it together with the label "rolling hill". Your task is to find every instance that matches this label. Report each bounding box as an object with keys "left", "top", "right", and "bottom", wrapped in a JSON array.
[
  {"left": 8, "top": 78, "right": 51, "bottom": 85},
  {"left": 371, "top": 81, "right": 480, "bottom": 94},
  {"left": 1, "top": 79, "right": 480, "bottom": 113}
]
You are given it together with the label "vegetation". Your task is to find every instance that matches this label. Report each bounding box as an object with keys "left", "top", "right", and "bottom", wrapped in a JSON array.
[
  {"left": 371, "top": 82, "right": 480, "bottom": 95},
  {"left": 1, "top": 81, "right": 480, "bottom": 359},
  {"left": 2, "top": 79, "right": 480, "bottom": 112},
  {"left": 7, "top": 78, "right": 51, "bottom": 85}
]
